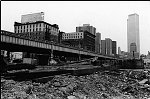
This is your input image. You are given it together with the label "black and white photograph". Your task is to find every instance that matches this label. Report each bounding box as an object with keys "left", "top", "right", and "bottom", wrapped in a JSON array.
[{"left": 1, "top": 1, "right": 150, "bottom": 99}]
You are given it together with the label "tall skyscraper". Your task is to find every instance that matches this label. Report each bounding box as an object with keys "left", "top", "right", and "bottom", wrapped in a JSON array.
[
  {"left": 95, "top": 32, "right": 101, "bottom": 53},
  {"left": 101, "top": 40, "right": 106, "bottom": 55},
  {"left": 127, "top": 13, "right": 140, "bottom": 54},
  {"left": 112, "top": 41, "right": 117, "bottom": 55},
  {"left": 105, "top": 38, "right": 112, "bottom": 55},
  {"left": 101, "top": 39, "right": 116, "bottom": 56}
]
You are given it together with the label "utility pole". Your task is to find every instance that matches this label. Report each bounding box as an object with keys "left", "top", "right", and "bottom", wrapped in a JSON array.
[
  {"left": 47, "top": 28, "right": 56, "bottom": 65},
  {"left": 78, "top": 40, "right": 81, "bottom": 61},
  {"left": 51, "top": 41, "right": 53, "bottom": 60}
]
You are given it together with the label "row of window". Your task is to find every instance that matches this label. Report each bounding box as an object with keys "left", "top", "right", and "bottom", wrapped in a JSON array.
[
  {"left": 29, "top": 36, "right": 44, "bottom": 40},
  {"left": 15, "top": 27, "right": 43, "bottom": 33},
  {"left": 63, "top": 32, "right": 83, "bottom": 36},
  {"left": 15, "top": 23, "right": 42, "bottom": 30},
  {"left": 45, "top": 25, "right": 58, "bottom": 32},
  {"left": 62, "top": 36, "right": 83, "bottom": 39},
  {"left": 28, "top": 32, "right": 44, "bottom": 36},
  {"left": 15, "top": 29, "right": 60, "bottom": 34},
  {"left": 15, "top": 23, "right": 59, "bottom": 33}
]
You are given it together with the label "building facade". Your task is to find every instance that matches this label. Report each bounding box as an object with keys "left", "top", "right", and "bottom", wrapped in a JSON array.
[
  {"left": 130, "top": 42, "right": 137, "bottom": 53},
  {"left": 62, "top": 31, "right": 95, "bottom": 52},
  {"left": 58, "top": 31, "right": 65, "bottom": 44},
  {"left": 14, "top": 21, "right": 59, "bottom": 43},
  {"left": 21, "top": 12, "right": 44, "bottom": 23},
  {"left": 76, "top": 24, "right": 96, "bottom": 36},
  {"left": 62, "top": 32, "right": 84, "bottom": 48},
  {"left": 118, "top": 47, "right": 121, "bottom": 55},
  {"left": 127, "top": 52, "right": 140, "bottom": 59},
  {"left": 101, "top": 40, "right": 106, "bottom": 55},
  {"left": 147, "top": 51, "right": 150, "bottom": 59},
  {"left": 95, "top": 32, "right": 101, "bottom": 53},
  {"left": 105, "top": 38, "right": 112, "bottom": 55},
  {"left": 127, "top": 13, "right": 140, "bottom": 55},
  {"left": 112, "top": 41, "right": 117, "bottom": 56}
]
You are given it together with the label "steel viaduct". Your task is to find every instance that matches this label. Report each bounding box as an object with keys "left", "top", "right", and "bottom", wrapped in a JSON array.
[{"left": 1, "top": 30, "right": 122, "bottom": 65}]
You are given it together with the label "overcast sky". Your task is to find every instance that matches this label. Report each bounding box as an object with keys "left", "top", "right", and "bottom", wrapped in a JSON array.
[{"left": 1, "top": 1, "right": 150, "bottom": 55}]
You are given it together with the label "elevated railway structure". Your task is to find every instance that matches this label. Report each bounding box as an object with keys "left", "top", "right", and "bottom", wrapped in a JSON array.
[{"left": 1, "top": 30, "right": 121, "bottom": 61}]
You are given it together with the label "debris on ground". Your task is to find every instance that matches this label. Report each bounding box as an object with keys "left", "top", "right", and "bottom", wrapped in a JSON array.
[{"left": 1, "top": 69, "right": 150, "bottom": 99}]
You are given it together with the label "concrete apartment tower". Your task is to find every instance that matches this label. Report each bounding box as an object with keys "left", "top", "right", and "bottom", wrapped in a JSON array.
[
  {"left": 101, "top": 40, "right": 106, "bottom": 55},
  {"left": 105, "top": 38, "right": 112, "bottom": 55},
  {"left": 127, "top": 13, "right": 140, "bottom": 54},
  {"left": 95, "top": 32, "right": 101, "bottom": 53},
  {"left": 112, "top": 41, "right": 117, "bottom": 56}
]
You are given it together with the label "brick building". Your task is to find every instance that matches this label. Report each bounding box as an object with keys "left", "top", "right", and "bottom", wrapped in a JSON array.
[
  {"left": 62, "top": 31, "right": 95, "bottom": 52},
  {"left": 76, "top": 24, "right": 96, "bottom": 36},
  {"left": 14, "top": 21, "right": 59, "bottom": 43}
]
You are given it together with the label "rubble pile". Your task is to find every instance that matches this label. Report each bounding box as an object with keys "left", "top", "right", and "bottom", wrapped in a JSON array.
[{"left": 1, "top": 70, "right": 150, "bottom": 99}]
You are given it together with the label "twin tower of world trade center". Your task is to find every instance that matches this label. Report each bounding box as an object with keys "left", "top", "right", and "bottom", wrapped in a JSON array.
[{"left": 127, "top": 13, "right": 140, "bottom": 58}]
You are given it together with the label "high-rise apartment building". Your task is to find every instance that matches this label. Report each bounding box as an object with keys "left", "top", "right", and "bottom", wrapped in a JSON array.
[
  {"left": 76, "top": 24, "right": 96, "bottom": 36},
  {"left": 95, "top": 32, "right": 101, "bottom": 53},
  {"left": 105, "top": 38, "right": 112, "bottom": 55},
  {"left": 112, "top": 41, "right": 117, "bottom": 55},
  {"left": 101, "top": 40, "right": 106, "bottom": 55},
  {"left": 101, "top": 39, "right": 116, "bottom": 56},
  {"left": 127, "top": 13, "right": 140, "bottom": 54}
]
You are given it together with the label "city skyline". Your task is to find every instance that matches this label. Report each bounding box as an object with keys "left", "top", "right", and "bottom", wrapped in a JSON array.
[{"left": 1, "top": 1, "right": 150, "bottom": 55}]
